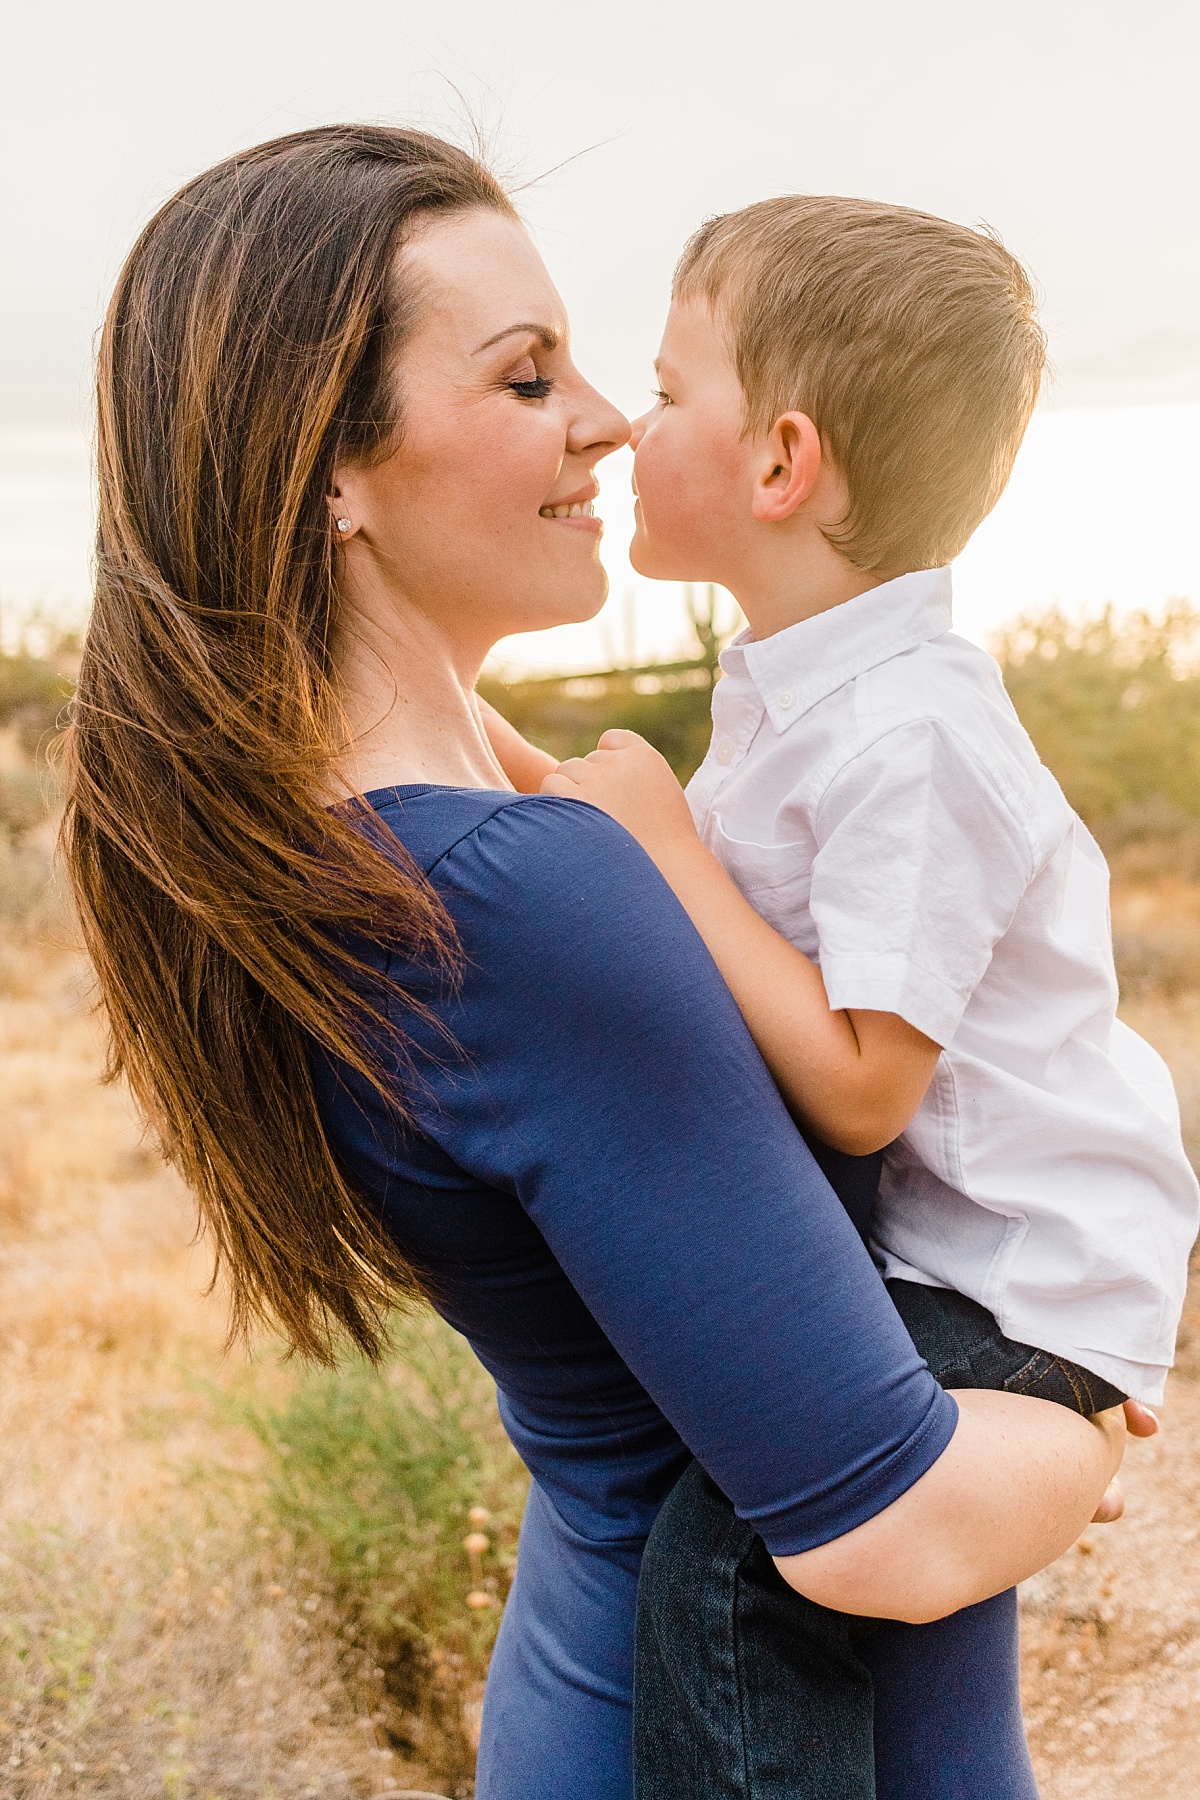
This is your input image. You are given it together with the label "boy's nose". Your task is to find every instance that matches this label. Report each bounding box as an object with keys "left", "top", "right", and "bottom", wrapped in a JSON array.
[{"left": 628, "top": 411, "right": 650, "bottom": 451}]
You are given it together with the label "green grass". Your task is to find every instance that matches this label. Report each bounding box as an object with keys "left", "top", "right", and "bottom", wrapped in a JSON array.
[{"left": 234, "top": 1309, "right": 528, "bottom": 1783}]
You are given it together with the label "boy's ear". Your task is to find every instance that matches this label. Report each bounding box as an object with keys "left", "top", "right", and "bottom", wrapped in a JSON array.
[{"left": 750, "top": 412, "right": 823, "bottom": 524}]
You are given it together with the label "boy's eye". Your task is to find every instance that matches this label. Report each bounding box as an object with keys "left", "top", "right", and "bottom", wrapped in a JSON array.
[
  {"left": 652, "top": 387, "right": 673, "bottom": 406},
  {"left": 509, "top": 375, "right": 554, "bottom": 400}
]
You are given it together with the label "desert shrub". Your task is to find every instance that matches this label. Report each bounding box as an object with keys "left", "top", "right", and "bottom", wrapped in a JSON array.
[
  {"left": 1112, "top": 923, "right": 1200, "bottom": 1000},
  {"left": 0, "top": 654, "right": 72, "bottom": 760},
  {"left": 479, "top": 582, "right": 734, "bottom": 783},
  {"left": 0, "top": 1522, "right": 118, "bottom": 1768},
  {"left": 484, "top": 602, "right": 1200, "bottom": 814},
  {"left": 0, "top": 835, "right": 59, "bottom": 925},
  {"left": 994, "top": 603, "right": 1200, "bottom": 840},
  {"left": 0, "top": 1507, "right": 390, "bottom": 1799},
  {"left": 0, "top": 649, "right": 72, "bottom": 933},
  {"left": 479, "top": 661, "right": 717, "bottom": 782},
  {"left": 0, "top": 768, "right": 53, "bottom": 839},
  {"left": 238, "top": 1309, "right": 528, "bottom": 1789}
]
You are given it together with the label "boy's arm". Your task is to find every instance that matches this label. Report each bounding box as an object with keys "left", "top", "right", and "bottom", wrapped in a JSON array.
[
  {"left": 477, "top": 695, "right": 559, "bottom": 793},
  {"left": 543, "top": 730, "right": 941, "bottom": 1156},
  {"left": 544, "top": 731, "right": 1162, "bottom": 1495}
]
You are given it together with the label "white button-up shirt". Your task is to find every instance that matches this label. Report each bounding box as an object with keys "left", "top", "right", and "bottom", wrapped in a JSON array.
[{"left": 687, "top": 567, "right": 1199, "bottom": 1401}]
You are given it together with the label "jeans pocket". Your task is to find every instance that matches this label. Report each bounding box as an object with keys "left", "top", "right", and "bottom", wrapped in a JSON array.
[{"left": 1002, "top": 1349, "right": 1126, "bottom": 1415}]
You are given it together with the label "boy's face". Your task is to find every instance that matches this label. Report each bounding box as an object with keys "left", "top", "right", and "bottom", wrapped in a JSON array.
[{"left": 628, "top": 298, "right": 756, "bottom": 586}]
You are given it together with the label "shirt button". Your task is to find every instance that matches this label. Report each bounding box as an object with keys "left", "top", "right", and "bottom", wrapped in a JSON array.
[
  {"left": 714, "top": 739, "right": 735, "bottom": 765},
  {"left": 777, "top": 689, "right": 795, "bottom": 710}
]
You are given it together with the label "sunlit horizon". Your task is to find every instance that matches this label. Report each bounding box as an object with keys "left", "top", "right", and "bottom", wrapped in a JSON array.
[{"left": 3, "top": 400, "right": 1199, "bottom": 673}]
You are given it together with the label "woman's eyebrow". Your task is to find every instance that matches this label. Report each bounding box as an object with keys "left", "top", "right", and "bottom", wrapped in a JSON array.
[{"left": 474, "top": 322, "right": 562, "bottom": 354}]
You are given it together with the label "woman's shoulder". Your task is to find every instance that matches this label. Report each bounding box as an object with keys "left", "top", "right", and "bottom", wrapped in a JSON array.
[
  {"left": 365, "top": 784, "right": 640, "bottom": 887},
  {"left": 365, "top": 784, "right": 698, "bottom": 997}
]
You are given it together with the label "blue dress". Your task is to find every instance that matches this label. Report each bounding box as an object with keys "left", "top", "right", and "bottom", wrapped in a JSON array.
[{"left": 311, "top": 788, "right": 958, "bottom": 1800}]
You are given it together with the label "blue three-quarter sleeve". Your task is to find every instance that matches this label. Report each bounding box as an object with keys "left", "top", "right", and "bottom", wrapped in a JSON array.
[{"left": 366, "top": 792, "right": 956, "bottom": 1556}]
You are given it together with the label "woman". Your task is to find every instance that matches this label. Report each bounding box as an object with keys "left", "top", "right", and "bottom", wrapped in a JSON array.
[{"left": 64, "top": 126, "right": 1123, "bottom": 1800}]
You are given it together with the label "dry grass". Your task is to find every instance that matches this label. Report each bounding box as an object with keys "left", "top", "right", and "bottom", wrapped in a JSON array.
[
  {"left": 1112, "top": 868, "right": 1200, "bottom": 1002},
  {"left": 2, "top": 875, "right": 1199, "bottom": 1798},
  {"left": 0, "top": 929, "right": 513, "bottom": 1799}
]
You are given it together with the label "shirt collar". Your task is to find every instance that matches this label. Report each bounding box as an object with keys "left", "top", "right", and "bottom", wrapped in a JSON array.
[{"left": 720, "top": 567, "right": 954, "bottom": 734}]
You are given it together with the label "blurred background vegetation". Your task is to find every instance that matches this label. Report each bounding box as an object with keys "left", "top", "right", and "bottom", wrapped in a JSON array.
[
  {"left": 484, "top": 593, "right": 1200, "bottom": 849},
  {"left": 11, "top": 590, "right": 1200, "bottom": 863},
  {"left": 997, "top": 604, "right": 1200, "bottom": 863}
]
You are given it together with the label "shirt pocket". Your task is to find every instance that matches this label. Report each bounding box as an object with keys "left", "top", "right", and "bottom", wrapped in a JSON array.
[{"left": 709, "top": 814, "right": 820, "bottom": 957}]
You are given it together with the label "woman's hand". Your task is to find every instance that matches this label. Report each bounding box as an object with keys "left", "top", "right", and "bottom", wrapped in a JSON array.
[{"left": 541, "top": 729, "right": 701, "bottom": 867}]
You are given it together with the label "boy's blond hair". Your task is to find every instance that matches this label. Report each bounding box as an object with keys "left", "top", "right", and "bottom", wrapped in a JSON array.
[{"left": 674, "top": 196, "right": 1045, "bottom": 575}]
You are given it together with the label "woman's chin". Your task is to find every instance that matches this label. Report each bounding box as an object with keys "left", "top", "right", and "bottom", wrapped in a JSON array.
[{"left": 506, "top": 580, "right": 610, "bottom": 636}]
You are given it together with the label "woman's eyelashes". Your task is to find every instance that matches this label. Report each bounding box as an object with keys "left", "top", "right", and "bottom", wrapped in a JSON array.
[{"left": 509, "top": 374, "right": 555, "bottom": 400}]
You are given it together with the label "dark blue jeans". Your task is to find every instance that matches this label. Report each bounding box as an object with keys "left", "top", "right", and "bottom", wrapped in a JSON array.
[{"left": 633, "top": 1282, "right": 1125, "bottom": 1800}]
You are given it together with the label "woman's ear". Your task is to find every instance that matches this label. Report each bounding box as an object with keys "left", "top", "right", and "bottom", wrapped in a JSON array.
[
  {"left": 750, "top": 412, "right": 823, "bottom": 524},
  {"left": 327, "top": 460, "right": 371, "bottom": 539}
]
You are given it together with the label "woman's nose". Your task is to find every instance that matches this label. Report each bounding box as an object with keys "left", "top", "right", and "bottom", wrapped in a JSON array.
[{"left": 568, "top": 385, "right": 631, "bottom": 460}]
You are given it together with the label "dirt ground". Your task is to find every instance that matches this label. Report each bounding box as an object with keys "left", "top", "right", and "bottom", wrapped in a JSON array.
[
  {"left": 1, "top": 921, "right": 1198, "bottom": 1797},
  {"left": 1020, "top": 983, "right": 1200, "bottom": 1797}
]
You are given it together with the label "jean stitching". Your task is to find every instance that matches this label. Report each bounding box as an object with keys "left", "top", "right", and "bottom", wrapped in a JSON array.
[
  {"left": 1007, "top": 1349, "right": 1091, "bottom": 1407},
  {"left": 1004, "top": 1350, "right": 1052, "bottom": 1397},
  {"left": 1065, "top": 1360, "right": 1091, "bottom": 1411}
]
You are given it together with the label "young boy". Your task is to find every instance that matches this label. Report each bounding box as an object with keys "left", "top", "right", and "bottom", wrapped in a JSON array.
[{"left": 488, "top": 196, "right": 1198, "bottom": 1794}]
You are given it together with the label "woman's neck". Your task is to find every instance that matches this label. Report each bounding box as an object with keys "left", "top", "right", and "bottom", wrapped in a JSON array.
[{"left": 330, "top": 592, "right": 512, "bottom": 797}]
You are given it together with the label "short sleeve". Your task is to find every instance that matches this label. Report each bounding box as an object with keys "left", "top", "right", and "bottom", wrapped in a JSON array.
[
  {"left": 392, "top": 795, "right": 957, "bottom": 1555},
  {"left": 810, "top": 721, "right": 1036, "bottom": 1045}
]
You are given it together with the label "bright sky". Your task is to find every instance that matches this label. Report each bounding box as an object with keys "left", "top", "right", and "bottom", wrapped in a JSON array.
[{"left": 2, "top": 1, "right": 1198, "bottom": 666}]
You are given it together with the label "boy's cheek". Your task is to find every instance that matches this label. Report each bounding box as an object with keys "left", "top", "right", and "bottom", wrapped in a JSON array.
[
  {"left": 628, "top": 504, "right": 671, "bottom": 576},
  {"left": 633, "top": 435, "right": 705, "bottom": 553},
  {"left": 630, "top": 483, "right": 693, "bottom": 575},
  {"left": 632, "top": 495, "right": 726, "bottom": 584}
]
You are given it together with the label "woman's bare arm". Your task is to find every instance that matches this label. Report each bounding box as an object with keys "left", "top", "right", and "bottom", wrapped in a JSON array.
[
  {"left": 775, "top": 1390, "right": 1125, "bottom": 1622},
  {"left": 642, "top": 829, "right": 941, "bottom": 1153}
]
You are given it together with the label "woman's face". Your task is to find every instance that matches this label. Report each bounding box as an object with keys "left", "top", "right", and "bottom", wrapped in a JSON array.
[{"left": 333, "top": 209, "right": 629, "bottom": 660}]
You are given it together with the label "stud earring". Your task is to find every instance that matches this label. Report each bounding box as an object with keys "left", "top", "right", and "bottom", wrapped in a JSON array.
[{"left": 335, "top": 517, "right": 352, "bottom": 533}]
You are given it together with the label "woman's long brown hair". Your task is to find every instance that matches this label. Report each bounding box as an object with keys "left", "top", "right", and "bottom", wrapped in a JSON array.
[{"left": 63, "top": 126, "right": 514, "bottom": 1363}]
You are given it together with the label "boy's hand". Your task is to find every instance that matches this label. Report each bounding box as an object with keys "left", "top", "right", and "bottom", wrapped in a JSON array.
[
  {"left": 541, "top": 730, "right": 701, "bottom": 865},
  {"left": 1122, "top": 1398, "right": 1159, "bottom": 1438},
  {"left": 1090, "top": 1400, "right": 1158, "bottom": 1524}
]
